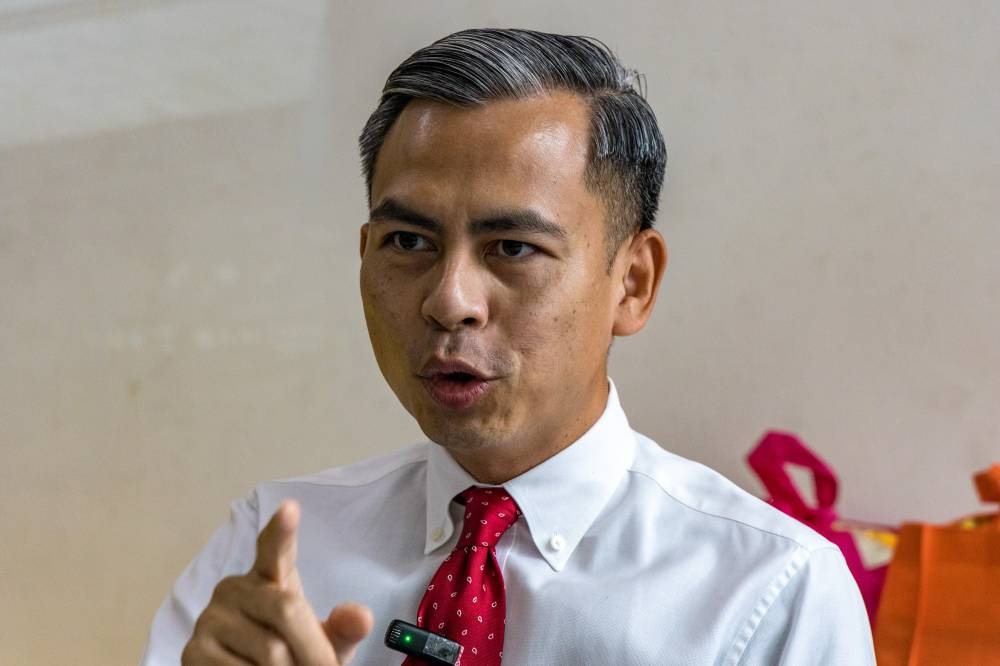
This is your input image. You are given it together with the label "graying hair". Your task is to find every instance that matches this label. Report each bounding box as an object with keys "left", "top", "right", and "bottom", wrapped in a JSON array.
[{"left": 358, "top": 28, "right": 667, "bottom": 265}]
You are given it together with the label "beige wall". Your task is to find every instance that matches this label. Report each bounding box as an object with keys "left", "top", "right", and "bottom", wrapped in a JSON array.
[{"left": 2, "top": 1, "right": 998, "bottom": 663}]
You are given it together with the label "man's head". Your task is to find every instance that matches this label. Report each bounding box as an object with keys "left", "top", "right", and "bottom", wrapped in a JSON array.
[
  {"left": 357, "top": 29, "right": 668, "bottom": 483},
  {"left": 359, "top": 28, "right": 666, "bottom": 267}
]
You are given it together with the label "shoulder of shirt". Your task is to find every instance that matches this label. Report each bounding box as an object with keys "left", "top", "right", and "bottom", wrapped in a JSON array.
[
  {"left": 262, "top": 442, "right": 430, "bottom": 489},
  {"left": 628, "top": 431, "right": 834, "bottom": 553}
]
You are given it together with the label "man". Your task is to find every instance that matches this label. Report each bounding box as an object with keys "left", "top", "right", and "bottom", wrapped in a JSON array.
[{"left": 142, "top": 28, "right": 875, "bottom": 665}]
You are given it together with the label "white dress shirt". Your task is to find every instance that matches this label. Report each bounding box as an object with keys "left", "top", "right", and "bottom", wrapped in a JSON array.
[{"left": 141, "top": 380, "right": 875, "bottom": 665}]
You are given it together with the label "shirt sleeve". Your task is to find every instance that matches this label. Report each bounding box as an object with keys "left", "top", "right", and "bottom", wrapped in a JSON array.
[
  {"left": 733, "top": 546, "right": 876, "bottom": 666},
  {"left": 139, "top": 493, "right": 260, "bottom": 666}
]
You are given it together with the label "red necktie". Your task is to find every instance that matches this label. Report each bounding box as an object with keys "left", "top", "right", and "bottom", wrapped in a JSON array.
[{"left": 405, "top": 487, "right": 521, "bottom": 666}]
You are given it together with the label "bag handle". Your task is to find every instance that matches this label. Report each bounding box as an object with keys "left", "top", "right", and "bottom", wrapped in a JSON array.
[
  {"left": 747, "top": 431, "right": 839, "bottom": 525},
  {"left": 973, "top": 464, "right": 1000, "bottom": 531}
]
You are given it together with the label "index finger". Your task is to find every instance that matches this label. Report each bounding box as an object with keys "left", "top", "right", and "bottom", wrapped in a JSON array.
[{"left": 252, "top": 499, "right": 300, "bottom": 585}]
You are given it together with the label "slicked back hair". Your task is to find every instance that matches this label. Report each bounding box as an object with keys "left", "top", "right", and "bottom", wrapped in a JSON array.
[{"left": 358, "top": 28, "right": 667, "bottom": 268}]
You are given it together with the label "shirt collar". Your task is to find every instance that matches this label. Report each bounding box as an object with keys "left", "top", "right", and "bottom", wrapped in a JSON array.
[{"left": 424, "top": 378, "right": 635, "bottom": 572}]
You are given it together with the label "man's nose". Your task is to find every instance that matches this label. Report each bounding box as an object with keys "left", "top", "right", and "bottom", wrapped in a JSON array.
[{"left": 421, "top": 253, "right": 488, "bottom": 331}]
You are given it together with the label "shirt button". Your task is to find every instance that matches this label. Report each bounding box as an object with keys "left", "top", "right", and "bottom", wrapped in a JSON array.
[
  {"left": 432, "top": 527, "right": 444, "bottom": 542},
  {"left": 549, "top": 534, "right": 566, "bottom": 551}
]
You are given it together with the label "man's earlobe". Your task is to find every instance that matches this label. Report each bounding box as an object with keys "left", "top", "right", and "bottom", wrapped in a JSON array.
[{"left": 611, "top": 229, "right": 667, "bottom": 337}]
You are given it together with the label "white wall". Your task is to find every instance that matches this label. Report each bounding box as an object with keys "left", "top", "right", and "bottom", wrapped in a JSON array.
[{"left": 2, "top": 1, "right": 998, "bottom": 663}]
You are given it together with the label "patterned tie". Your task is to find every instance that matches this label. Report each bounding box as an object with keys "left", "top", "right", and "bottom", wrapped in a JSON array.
[{"left": 405, "top": 487, "right": 521, "bottom": 666}]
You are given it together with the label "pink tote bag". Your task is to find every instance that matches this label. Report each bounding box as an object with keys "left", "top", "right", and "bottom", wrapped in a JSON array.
[{"left": 747, "top": 430, "right": 896, "bottom": 627}]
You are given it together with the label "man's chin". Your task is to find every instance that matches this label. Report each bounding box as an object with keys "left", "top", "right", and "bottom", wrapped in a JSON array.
[
  {"left": 416, "top": 415, "right": 508, "bottom": 452},
  {"left": 398, "top": 381, "right": 517, "bottom": 448}
]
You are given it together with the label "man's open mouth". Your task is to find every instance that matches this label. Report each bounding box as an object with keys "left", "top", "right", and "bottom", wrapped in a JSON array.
[
  {"left": 420, "top": 364, "right": 494, "bottom": 409},
  {"left": 434, "top": 371, "right": 479, "bottom": 383}
]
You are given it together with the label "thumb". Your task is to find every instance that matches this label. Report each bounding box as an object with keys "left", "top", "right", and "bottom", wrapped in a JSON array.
[
  {"left": 322, "top": 602, "right": 374, "bottom": 664},
  {"left": 252, "top": 499, "right": 300, "bottom": 585}
]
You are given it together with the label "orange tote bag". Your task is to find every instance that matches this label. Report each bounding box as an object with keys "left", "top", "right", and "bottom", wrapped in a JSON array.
[{"left": 874, "top": 464, "right": 1000, "bottom": 665}]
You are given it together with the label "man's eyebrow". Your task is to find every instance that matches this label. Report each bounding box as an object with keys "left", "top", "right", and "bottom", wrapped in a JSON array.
[
  {"left": 470, "top": 211, "right": 567, "bottom": 241},
  {"left": 369, "top": 198, "right": 566, "bottom": 241},
  {"left": 369, "top": 199, "right": 442, "bottom": 233}
]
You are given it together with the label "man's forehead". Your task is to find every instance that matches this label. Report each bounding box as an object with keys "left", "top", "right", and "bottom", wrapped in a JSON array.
[
  {"left": 371, "top": 93, "right": 593, "bottom": 204},
  {"left": 400, "top": 92, "right": 591, "bottom": 135},
  {"left": 379, "top": 94, "right": 589, "bottom": 167},
  {"left": 366, "top": 91, "right": 609, "bottom": 244}
]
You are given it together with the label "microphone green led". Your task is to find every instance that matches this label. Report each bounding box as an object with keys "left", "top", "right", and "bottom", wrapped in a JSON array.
[{"left": 384, "top": 619, "right": 464, "bottom": 665}]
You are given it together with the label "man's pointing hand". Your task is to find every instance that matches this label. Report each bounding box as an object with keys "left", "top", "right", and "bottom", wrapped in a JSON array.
[{"left": 182, "top": 500, "right": 374, "bottom": 665}]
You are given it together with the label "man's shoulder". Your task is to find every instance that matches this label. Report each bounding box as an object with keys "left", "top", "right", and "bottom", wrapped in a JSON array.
[
  {"left": 263, "top": 441, "right": 430, "bottom": 491},
  {"left": 246, "top": 442, "right": 431, "bottom": 524},
  {"left": 627, "top": 432, "right": 832, "bottom": 553}
]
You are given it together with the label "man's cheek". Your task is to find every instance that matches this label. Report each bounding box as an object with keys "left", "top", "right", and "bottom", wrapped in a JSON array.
[
  {"left": 507, "top": 318, "right": 560, "bottom": 370},
  {"left": 366, "top": 276, "right": 410, "bottom": 332}
]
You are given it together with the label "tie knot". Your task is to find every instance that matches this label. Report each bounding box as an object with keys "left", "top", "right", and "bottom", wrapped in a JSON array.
[{"left": 458, "top": 487, "right": 520, "bottom": 549}]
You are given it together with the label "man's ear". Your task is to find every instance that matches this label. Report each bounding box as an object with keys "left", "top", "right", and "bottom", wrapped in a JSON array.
[
  {"left": 359, "top": 223, "right": 370, "bottom": 259},
  {"left": 612, "top": 229, "right": 668, "bottom": 337}
]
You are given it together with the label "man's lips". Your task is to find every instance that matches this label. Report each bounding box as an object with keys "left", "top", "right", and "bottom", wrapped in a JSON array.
[
  {"left": 421, "top": 374, "right": 494, "bottom": 409},
  {"left": 417, "top": 359, "right": 497, "bottom": 409},
  {"left": 418, "top": 359, "right": 492, "bottom": 381}
]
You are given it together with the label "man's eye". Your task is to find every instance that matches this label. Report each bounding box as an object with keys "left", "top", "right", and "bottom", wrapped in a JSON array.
[
  {"left": 389, "top": 231, "right": 431, "bottom": 252},
  {"left": 493, "top": 240, "right": 537, "bottom": 258}
]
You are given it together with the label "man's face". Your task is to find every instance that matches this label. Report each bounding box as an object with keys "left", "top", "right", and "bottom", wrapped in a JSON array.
[{"left": 360, "top": 92, "right": 627, "bottom": 479}]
